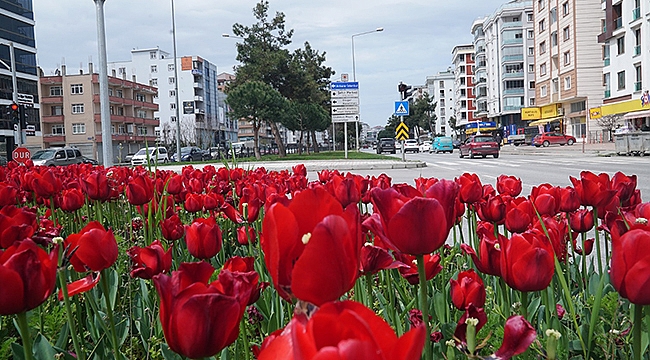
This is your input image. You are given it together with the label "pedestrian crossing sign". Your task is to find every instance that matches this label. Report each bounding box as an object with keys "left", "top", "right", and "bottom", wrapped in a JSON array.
[{"left": 394, "top": 101, "right": 409, "bottom": 116}]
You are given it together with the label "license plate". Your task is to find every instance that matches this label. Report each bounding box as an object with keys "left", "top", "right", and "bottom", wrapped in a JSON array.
[{"left": 482, "top": 145, "right": 491, "bottom": 148}]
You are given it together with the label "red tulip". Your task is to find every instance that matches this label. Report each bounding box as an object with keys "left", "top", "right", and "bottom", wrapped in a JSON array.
[
  {"left": 160, "top": 214, "right": 184, "bottom": 241},
  {"left": 370, "top": 187, "right": 451, "bottom": 255},
  {"left": 126, "top": 174, "right": 154, "bottom": 206},
  {"left": 530, "top": 184, "right": 561, "bottom": 216},
  {"left": 569, "top": 208, "right": 594, "bottom": 233},
  {"left": 184, "top": 193, "right": 203, "bottom": 213},
  {"left": 569, "top": 171, "right": 617, "bottom": 208},
  {"left": 500, "top": 230, "right": 555, "bottom": 292},
  {"left": 128, "top": 240, "right": 172, "bottom": 279},
  {"left": 261, "top": 186, "right": 362, "bottom": 305},
  {"left": 31, "top": 169, "right": 62, "bottom": 198},
  {"left": 611, "top": 172, "right": 637, "bottom": 206},
  {"left": 424, "top": 179, "right": 461, "bottom": 230},
  {"left": 496, "top": 175, "right": 522, "bottom": 197},
  {"left": 236, "top": 226, "right": 257, "bottom": 245},
  {"left": 505, "top": 197, "right": 534, "bottom": 233},
  {"left": 185, "top": 216, "right": 222, "bottom": 260},
  {"left": 477, "top": 194, "right": 506, "bottom": 224},
  {"left": 65, "top": 221, "right": 118, "bottom": 272},
  {"left": 610, "top": 229, "right": 650, "bottom": 304},
  {"left": 153, "top": 262, "right": 255, "bottom": 359},
  {"left": 328, "top": 174, "right": 362, "bottom": 208},
  {"left": 461, "top": 233, "right": 502, "bottom": 277},
  {"left": 257, "top": 301, "right": 426, "bottom": 360},
  {"left": 359, "top": 243, "right": 405, "bottom": 276},
  {"left": 456, "top": 173, "right": 483, "bottom": 204},
  {"left": 453, "top": 304, "right": 487, "bottom": 344},
  {"left": 491, "top": 315, "right": 537, "bottom": 359},
  {"left": 81, "top": 170, "right": 111, "bottom": 201},
  {"left": 574, "top": 238, "right": 594, "bottom": 256},
  {"left": 60, "top": 188, "right": 85, "bottom": 212},
  {"left": 292, "top": 164, "right": 307, "bottom": 177},
  {"left": 395, "top": 252, "right": 442, "bottom": 285},
  {"left": 559, "top": 186, "right": 580, "bottom": 212},
  {"left": 166, "top": 174, "right": 183, "bottom": 195},
  {"left": 0, "top": 183, "right": 18, "bottom": 207},
  {"left": 0, "top": 206, "right": 37, "bottom": 249},
  {"left": 450, "top": 269, "right": 486, "bottom": 310},
  {"left": 0, "top": 239, "right": 58, "bottom": 315},
  {"left": 220, "top": 256, "right": 265, "bottom": 305},
  {"left": 57, "top": 272, "right": 101, "bottom": 300}
]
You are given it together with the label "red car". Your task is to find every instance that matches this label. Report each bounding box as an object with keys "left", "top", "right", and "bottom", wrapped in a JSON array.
[
  {"left": 533, "top": 132, "right": 576, "bottom": 147},
  {"left": 459, "top": 135, "right": 500, "bottom": 159}
]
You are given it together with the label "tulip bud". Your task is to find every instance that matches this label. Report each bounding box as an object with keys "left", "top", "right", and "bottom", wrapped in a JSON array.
[
  {"left": 465, "top": 317, "right": 479, "bottom": 355},
  {"left": 445, "top": 340, "right": 456, "bottom": 360},
  {"left": 545, "top": 329, "right": 562, "bottom": 360}
]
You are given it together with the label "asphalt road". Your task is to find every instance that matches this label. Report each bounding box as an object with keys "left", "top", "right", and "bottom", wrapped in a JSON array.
[{"left": 349, "top": 148, "right": 650, "bottom": 199}]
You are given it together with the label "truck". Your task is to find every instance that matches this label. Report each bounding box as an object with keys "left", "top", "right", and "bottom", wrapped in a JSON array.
[{"left": 507, "top": 133, "right": 527, "bottom": 146}]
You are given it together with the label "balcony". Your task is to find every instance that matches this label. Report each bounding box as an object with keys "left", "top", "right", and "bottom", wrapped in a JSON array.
[
  {"left": 503, "top": 105, "right": 524, "bottom": 111},
  {"left": 194, "top": 108, "right": 205, "bottom": 115},
  {"left": 605, "top": 90, "right": 611, "bottom": 98},
  {"left": 41, "top": 96, "right": 63, "bottom": 104},
  {"left": 43, "top": 134, "right": 65, "bottom": 144},
  {"left": 194, "top": 95, "right": 204, "bottom": 102},
  {"left": 503, "top": 88, "right": 524, "bottom": 95},
  {"left": 634, "top": 45, "right": 641, "bottom": 56},
  {"left": 632, "top": 8, "right": 640, "bottom": 21},
  {"left": 502, "top": 54, "right": 523, "bottom": 62},
  {"left": 502, "top": 21, "right": 522, "bottom": 29},
  {"left": 635, "top": 82, "right": 642, "bottom": 92},
  {"left": 42, "top": 115, "right": 64, "bottom": 124},
  {"left": 604, "top": 58, "right": 610, "bottom": 66},
  {"left": 503, "top": 71, "right": 524, "bottom": 79},
  {"left": 502, "top": 38, "right": 523, "bottom": 46},
  {"left": 193, "top": 82, "right": 203, "bottom": 89}
]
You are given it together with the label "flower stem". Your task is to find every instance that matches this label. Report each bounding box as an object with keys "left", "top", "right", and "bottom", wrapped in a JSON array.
[
  {"left": 100, "top": 269, "right": 121, "bottom": 358},
  {"left": 521, "top": 291, "right": 528, "bottom": 320},
  {"left": 592, "top": 208, "right": 603, "bottom": 275},
  {"left": 58, "top": 269, "right": 85, "bottom": 360},
  {"left": 16, "top": 312, "right": 34, "bottom": 360},
  {"left": 366, "top": 274, "right": 374, "bottom": 310},
  {"left": 416, "top": 254, "right": 431, "bottom": 360},
  {"left": 633, "top": 304, "right": 643, "bottom": 360}
]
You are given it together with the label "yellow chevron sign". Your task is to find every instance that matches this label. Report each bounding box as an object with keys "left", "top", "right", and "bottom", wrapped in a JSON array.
[{"left": 395, "top": 122, "right": 409, "bottom": 140}]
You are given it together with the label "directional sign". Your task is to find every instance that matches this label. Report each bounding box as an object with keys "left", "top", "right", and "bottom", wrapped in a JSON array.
[
  {"left": 394, "top": 101, "right": 409, "bottom": 116},
  {"left": 331, "top": 97, "right": 359, "bottom": 106},
  {"left": 331, "top": 106, "right": 359, "bottom": 115},
  {"left": 331, "top": 82, "right": 359, "bottom": 90},
  {"left": 395, "top": 122, "right": 409, "bottom": 140},
  {"left": 332, "top": 114, "right": 359, "bottom": 123},
  {"left": 12, "top": 147, "right": 30, "bottom": 164},
  {"left": 331, "top": 90, "right": 359, "bottom": 98}
]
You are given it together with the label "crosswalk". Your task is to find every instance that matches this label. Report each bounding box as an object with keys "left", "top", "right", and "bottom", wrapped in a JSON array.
[{"left": 425, "top": 156, "right": 647, "bottom": 169}]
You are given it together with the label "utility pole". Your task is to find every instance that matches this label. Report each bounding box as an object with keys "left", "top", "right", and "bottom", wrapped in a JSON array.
[
  {"left": 94, "top": 0, "right": 113, "bottom": 166},
  {"left": 171, "top": 0, "right": 182, "bottom": 162}
]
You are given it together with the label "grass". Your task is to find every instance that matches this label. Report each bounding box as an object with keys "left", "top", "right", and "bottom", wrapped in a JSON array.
[{"left": 163, "top": 150, "right": 396, "bottom": 166}]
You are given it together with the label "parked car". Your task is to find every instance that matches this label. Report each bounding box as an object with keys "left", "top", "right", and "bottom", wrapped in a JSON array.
[
  {"left": 533, "top": 132, "right": 576, "bottom": 147},
  {"left": 79, "top": 156, "right": 98, "bottom": 165},
  {"left": 131, "top": 146, "right": 169, "bottom": 166},
  {"left": 507, "top": 133, "right": 527, "bottom": 146},
  {"left": 431, "top": 136, "right": 454, "bottom": 153},
  {"left": 170, "top": 146, "right": 207, "bottom": 162},
  {"left": 419, "top": 140, "right": 432, "bottom": 153},
  {"left": 459, "top": 135, "right": 500, "bottom": 159},
  {"left": 452, "top": 139, "right": 461, "bottom": 149},
  {"left": 376, "top": 138, "right": 396, "bottom": 154},
  {"left": 403, "top": 139, "right": 420, "bottom": 153},
  {"left": 31, "top": 147, "right": 85, "bottom": 166}
]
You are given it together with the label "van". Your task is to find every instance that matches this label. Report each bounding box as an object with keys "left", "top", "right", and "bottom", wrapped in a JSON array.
[
  {"left": 131, "top": 146, "right": 169, "bottom": 166},
  {"left": 432, "top": 136, "right": 454, "bottom": 153}
]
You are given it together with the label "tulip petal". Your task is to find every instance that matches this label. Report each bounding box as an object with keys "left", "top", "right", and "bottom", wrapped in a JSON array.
[
  {"left": 58, "top": 272, "right": 101, "bottom": 300},
  {"left": 387, "top": 197, "right": 447, "bottom": 255}
]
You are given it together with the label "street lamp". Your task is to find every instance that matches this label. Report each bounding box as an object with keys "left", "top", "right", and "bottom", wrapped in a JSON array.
[
  {"left": 351, "top": 27, "right": 383, "bottom": 151},
  {"left": 171, "top": 0, "right": 182, "bottom": 162},
  {"left": 93, "top": 0, "right": 113, "bottom": 166}
]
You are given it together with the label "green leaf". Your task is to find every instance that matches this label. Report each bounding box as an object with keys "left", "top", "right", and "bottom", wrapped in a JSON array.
[
  {"left": 33, "top": 334, "right": 56, "bottom": 360},
  {"left": 161, "top": 343, "right": 183, "bottom": 360},
  {"left": 54, "top": 322, "right": 69, "bottom": 349},
  {"left": 11, "top": 342, "right": 25, "bottom": 360}
]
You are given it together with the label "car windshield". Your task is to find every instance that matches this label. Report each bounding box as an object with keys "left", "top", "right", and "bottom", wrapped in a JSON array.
[
  {"left": 438, "top": 137, "right": 452, "bottom": 144},
  {"left": 180, "top": 147, "right": 193, "bottom": 154},
  {"left": 31, "top": 150, "right": 56, "bottom": 160},
  {"left": 135, "top": 148, "right": 155, "bottom": 156},
  {"left": 474, "top": 136, "right": 495, "bottom": 143}
]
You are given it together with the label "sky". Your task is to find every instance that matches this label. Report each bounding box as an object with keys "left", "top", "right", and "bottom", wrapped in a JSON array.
[{"left": 32, "top": 0, "right": 511, "bottom": 127}]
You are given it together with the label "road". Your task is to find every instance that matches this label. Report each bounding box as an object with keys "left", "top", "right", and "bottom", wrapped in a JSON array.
[{"left": 345, "top": 148, "right": 650, "bottom": 199}]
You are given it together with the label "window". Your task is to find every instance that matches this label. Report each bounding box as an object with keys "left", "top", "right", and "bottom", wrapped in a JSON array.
[
  {"left": 137, "top": 110, "right": 147, "bottom": 118},
  {"left": 563, "top": 51, "right": 571, "bottom": 66},
  {"left": 570, "top": 101, "right": 585, "bottom": 112},
  {"left": 49, "top": 86, "right": 62, "bottom": 96},
  {"left": 170, "top": 116, "right": 177, "bottom": 123},
  {"left": 529, "top": 64, "right": 535, "bottom": 72},
  {"left": 541, "top": 85, "right": 547, "bottom": 97},
  {"left": 151, "top": 65, "right": 158, "bottom": 73},
  {"left": 527, "top": 13, "right": 533, "bottom": 22},
  {"left": 617, "top": 36, "right": 625, "bottom": 55},
  {"left": 551, "top": 31, "right": 558, "bottom": 46},
  {"left": 168, "top": 77, "right": 175, "bottom": 85},
  {"left": 539, "top": 19, "right": 545, "bottom": 33},
  {"left": 51, "top": 106, "right": 63, "bottom": 116},
  {"left": 52, "top": 124, "right": 65, "bottom": 135},
  {"left": 540, "top": 63, "right": 547, "bottom": 76},
  {"left": 170, "top": 103, "right": 176, "bottom": 110},
  {"left": 529, "top": 81, "right": 536, "bottom": 89},
  {"left": 116, "top": 89, "right": 123, "bottom": 98},
  {"left": 530, "top": 98, "right": 536, "bottom": 106},
  {"left": 563, "top": 26, "right": 570, "bottom": 41},
  {"left": 562, "top": 1, "right": 569, "bottom": 16},
  {"left": 604, "top": 73, "right": 611, "bottom": 91},
  {"left": 528, "top": 47, "right": 535, "bottom": 55},
  {"left": 108, "top": 88, "right": 113, "bottom": 96},
  {"left": 564, "top": 76, "right": 571, "bottom": 90},
  {"left": 71, "top": 104, "right": 84, "bottom": 114},
  {"left": 618, "top": 71, "right": 625, "bottom": 90},
  {"left": 527, "top": 30, "right": 534, "bottom": 39},
  {"left": 155, "top": 130, "right": 161, "bottom": 137},
  {"left": 169, "top": 89, "right": 176, "bottom": 97},
  {"left": 150, "top": 51, "right": 157, "bottom": 59},
  {"left": 539, "top": 41, "right": 546, "bottom": 54},
  {"left": 138, "top": 126, "right": 148, "bottom": 135},
  {"left": 168, "top": 64, "right": 175, "bottom": 71},
  {"left": 150, "top": 78, "right": 158, "bottom": 86},
  {"left": 70, "top": 84, "right": 83, "bottom": 94},
  {"left": 635, "top": 65, "right": 642, "bottom": 91},
  {"left": 538, "top": 0, "right": 545, "bottom": 11},
  {"left": 118, "top": 124, "right": 126, "bottom": 134},
  {"left": 550, "top": 7, "right": 557, "bottom": 25},
  {"left": 135, "top": 93, "right": 146, "bottom": 102},
  {"left": 118, "top": 107, "right": 124, "bottom": 116},
  {"left": 72, "top": 123, "right": 86, "bottom": 134}
]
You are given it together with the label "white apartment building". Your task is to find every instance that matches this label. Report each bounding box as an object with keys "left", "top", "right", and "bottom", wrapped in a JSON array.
[
  {"left": 533, "top": 0, "right": 604, "bottom": 140},
  {"left": 451, "top": 44, "right": 477, "bottom": 128},
  {"left": 592, "top": 0, "right": 650, "bottom": 138},
  {"left": 426, "top": 69, "right": 456, "bottom": 136},
  {"left": 109, "top": 48, "right": 238, "bottom": 149},
  {"left": 478, "top": 0, "right": 536, "bottom": 134}
]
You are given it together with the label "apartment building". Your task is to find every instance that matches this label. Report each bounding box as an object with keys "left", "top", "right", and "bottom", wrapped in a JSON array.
[
  {"left": 591, "top": 0, "right": 650, "bottom": 138},
  {"left": 451, "top": 44, "right": 477, "bottom": 128},
  {"left": 425, "top": 69, "right": 456, "bottom": 136},
  {"left": 532, "top": 0, "right": 604, "bottom": 140},
  {"left": 478, "top": 0, "right": 536, "bottom": 134},
  {"left": 109, "top": 48, "right": 238, "bottom": 149},
  {"left": 0, "top": 0, "right": 40, "bottom": 156},
  {"left": 39, "top": 64, "right": 159, "bottom": 163}
]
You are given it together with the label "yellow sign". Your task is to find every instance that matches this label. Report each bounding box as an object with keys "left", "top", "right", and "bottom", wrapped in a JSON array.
[
  {"left": 541, "top": 104, "right": 558, "bottom": 119},
  {"left": 521, "top": 107, "right": 541, "bottom": 120},
  {"left": 589, "top": 107, "right": 602, "bottom": 119},
  {"left": 395, "top": 122, "right": 409, "bottom": 140}
]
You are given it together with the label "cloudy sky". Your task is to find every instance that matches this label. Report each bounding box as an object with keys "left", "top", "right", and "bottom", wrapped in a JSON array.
[{"left": 33, "top": 0, "right": 510, "bottom": 127}]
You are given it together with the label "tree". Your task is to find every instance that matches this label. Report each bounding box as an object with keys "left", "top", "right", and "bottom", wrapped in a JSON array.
[
  {"left": 448, "top": 116, "right": 463, "bottom": 137},
  {"left": 377, "top": 115, "right": 401, "bottom": 139},
  {"left": 596, "top": 114, "right": 622, "bottom": 142},
  {"left": 413, "top": 93, "right": 437, "bottom": 136},
  {"left": 226, "top": 81, "right": 287, "bottom": 160}
]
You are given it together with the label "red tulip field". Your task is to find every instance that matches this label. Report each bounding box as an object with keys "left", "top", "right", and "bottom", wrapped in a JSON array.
[{"left": 0, "top": 161, "right": 648, "bottom": 360}]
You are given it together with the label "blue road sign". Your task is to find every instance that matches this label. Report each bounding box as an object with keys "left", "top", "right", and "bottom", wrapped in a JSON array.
[
  {"left": 394, "top": 101, "right": 409, "bottom": 116},
  {"left": 331, "top": 82, "right": 359, "bottom": 90}
]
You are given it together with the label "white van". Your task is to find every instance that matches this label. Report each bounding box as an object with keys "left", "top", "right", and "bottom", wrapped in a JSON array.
[{"left": 131, "top": 146, "right": 169, "bottom": 166}]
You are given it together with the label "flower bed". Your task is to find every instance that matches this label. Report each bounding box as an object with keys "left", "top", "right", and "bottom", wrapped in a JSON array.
[{"left": 0, "top": 162, "right": 647, "bottom": 360}]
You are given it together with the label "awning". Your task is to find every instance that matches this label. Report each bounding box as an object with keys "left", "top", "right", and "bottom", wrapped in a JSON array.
[
  {"left": 528, "top": 116, "right": 563, "bottom": 126},
  {"left": 623, "top": 110, "right": 650, "bottom": 120}
]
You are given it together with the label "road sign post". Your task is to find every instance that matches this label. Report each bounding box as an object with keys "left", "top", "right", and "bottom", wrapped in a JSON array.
[
  {"left": 331, "top": 82, "right": 360, "bottom": 159},
  {"left": 12, "top": 147, "right": 30, "bottom": 165},
  {"left": 395, "top": 121, "right": 409, "bottom": 162}
]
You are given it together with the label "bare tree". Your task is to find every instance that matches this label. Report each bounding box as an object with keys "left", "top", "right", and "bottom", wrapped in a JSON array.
[
  {"left": 597, "top": 114, "right": 622, "bottom": 142},
  {"left": 180, "top": 116, "right": 196, "bottom": 146}
]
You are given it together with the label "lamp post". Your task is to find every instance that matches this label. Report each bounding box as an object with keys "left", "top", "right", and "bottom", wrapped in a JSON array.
[
  {"left": 171, "top": 0, "right": 182, "bottom": 162},
  {"left": 351, "top": 27, "right": 383, "bottom": 152},
  {"left": 93, "top": 0, "right": 113, "bottom": 166}
]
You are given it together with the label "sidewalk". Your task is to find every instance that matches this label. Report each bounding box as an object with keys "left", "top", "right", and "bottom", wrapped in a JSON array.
[{"left": 500, "top": 141, "right": 617, "bottom": 157}]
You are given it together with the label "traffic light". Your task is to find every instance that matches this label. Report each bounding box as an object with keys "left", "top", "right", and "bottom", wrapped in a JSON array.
[
  {"left": 9, "top": 103, "right": 19, "bottom": 124},
  {"left": 397, "top": 82, "right": 412, "bottom": 100}
]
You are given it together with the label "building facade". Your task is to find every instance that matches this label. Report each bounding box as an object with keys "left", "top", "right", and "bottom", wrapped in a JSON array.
[
  {"left": 425, "top": 69, "right": 456, "bottom": 136},
  {"left": 109, "top": 48, "right": 238, "bottom": 150},
  {"left": 1, "top": 0, "right": 40, "bottom": 157},
  {"left": 452, "top": 44, "right": 479, "bottom": 136},
  {"left": 39, "top": 64, "right": 159, "bottom": 163},
  {"left": 533, "top": 0, "right": 604, "bottom": 140}
]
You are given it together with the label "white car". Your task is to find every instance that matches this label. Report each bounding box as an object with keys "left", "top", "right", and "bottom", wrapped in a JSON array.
[
  {"left": 419, "top": 141, "right": 432, "bottom": 153},
  {"left": 403, "top": 139, "right": 420, "bottom": 153},
  {"left": 131, "top": 146, "right": 169, "bottom": 166}
]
